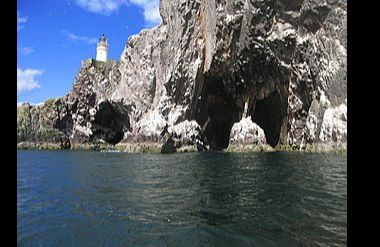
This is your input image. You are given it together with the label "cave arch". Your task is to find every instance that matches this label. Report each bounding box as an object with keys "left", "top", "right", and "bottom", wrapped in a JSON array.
[
  {"left": 196, "top": 76, "right": 241, "bottom": 151},
  {"left": 195, "top": 74, "right": 288, "bottom": 150},
  {"left": 251, "top": 90, "right": 287, "bottom": 147},
  {"left": 92, "top": 101, "right": 130, "bottom": 145}
]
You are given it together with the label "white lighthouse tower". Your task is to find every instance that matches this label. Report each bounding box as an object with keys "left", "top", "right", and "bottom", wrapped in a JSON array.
[{"left": 96, "top": 34, "right": 108, "bottom": 62}]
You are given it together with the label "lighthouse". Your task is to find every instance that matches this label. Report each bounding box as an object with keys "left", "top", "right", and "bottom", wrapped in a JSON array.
[{"left": 96, "top": 34, "right": 108, "bottom": 62}]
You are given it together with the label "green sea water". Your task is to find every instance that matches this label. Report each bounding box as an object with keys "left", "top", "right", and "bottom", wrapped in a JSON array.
[{"left": 17, "top": 150, "right": 347, "bottom": 246}]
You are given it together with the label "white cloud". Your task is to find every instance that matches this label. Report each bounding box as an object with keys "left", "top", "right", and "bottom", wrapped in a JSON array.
[
  {"left": 62, "top": 30, "right": 98, "bottom": 44},
  {"left": 73, "top": 0, "right": 161, "bottom": 25},
  {"left": 74, "top": 0, "right": 126, "bottom": 15},
  {"left": 17, "top": 11, "right": 28, "bottom": 31},
  {"left": 129, "top": 0, "right": 161, "bottom": 25},
  {"left": 18, "top": 46, "right": 34, "bottom": 55},
  {"left": 17, "top": 68, "right": 43, "bottom": 94}
]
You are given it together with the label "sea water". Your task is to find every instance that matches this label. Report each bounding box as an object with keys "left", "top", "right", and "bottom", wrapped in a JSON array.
[{"left": 17, "top": 150, "right": 347, "bottom": 246}]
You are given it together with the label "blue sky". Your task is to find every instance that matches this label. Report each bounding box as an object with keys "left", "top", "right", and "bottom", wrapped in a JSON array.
[{"left": 17, "top": 0, "right": 161, "bottom": 104}]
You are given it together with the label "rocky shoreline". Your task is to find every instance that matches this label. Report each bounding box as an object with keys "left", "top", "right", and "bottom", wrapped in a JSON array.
[{"left": 17, "top": 141, "right": 346, "bottom": 154}]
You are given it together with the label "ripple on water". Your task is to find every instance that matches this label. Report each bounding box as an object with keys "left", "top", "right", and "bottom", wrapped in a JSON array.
[{"left": 17, "top": 151, "right": 347, "bottom": 246}]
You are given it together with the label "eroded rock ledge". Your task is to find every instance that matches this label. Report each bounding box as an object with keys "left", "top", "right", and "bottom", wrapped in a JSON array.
[{"left": 17, "top": 0, "right": 347, "bottom": 153}]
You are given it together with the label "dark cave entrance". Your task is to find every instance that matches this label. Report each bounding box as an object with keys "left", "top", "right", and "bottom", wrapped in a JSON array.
[
  {"left": 251, "top": 90, "right": 286, "bottom": 147},
  {"left": 198, "top": 77, "right": 240, "bottom": 151},
  {"left": 197, "top": 75, "right": 287, "bottom": 150},
  {"left": 204, "top": 99, "right": 240, "bottom": 150},
  {"left": 197, "top": 82, "right": 287, "bottom": 150},
  {"left": 92, "top": 101, "right": 130, "bottom": 145}
]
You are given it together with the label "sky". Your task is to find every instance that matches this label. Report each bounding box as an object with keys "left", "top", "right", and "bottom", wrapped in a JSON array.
[{"left": 17, "top": 0, "right": 161, "bottom": 104}]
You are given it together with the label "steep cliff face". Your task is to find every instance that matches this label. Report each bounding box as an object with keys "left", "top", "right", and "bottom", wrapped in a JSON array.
[
  {"left": 286, "top": 0, "right": 347, "bottom": 147},
  {"left": 17, "top": 59, "right": 131, "bottom": 147},
  {"left": 17, "top": 0, "right": 347, "bottom": 151},
  {"left": 17, "top": 99, "right": 71, "bottom": 148},
  {"left": 63, "top": 59, "right": 131, "bottom": 145},
  {"left": 122, "top": 0, "right": 347, "bottom": 150}
]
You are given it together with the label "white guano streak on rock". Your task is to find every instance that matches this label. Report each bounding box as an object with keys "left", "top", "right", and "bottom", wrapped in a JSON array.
[{"left": 319, "top": 103, "right": 347, "bottom": 142}]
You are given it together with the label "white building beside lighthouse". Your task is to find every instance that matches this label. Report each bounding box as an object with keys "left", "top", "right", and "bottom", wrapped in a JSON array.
[{"left": 96, "top": 34, "right": 108, "bottom": 62}]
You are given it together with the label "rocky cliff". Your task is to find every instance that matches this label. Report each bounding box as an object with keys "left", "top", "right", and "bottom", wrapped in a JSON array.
[{"left": 17, "top": 0, "right": 347, "bottom": 152}]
